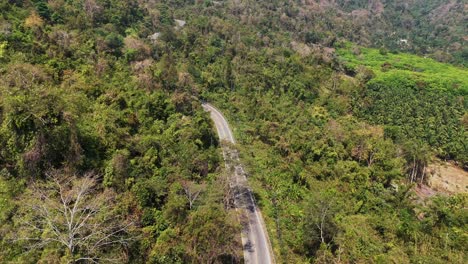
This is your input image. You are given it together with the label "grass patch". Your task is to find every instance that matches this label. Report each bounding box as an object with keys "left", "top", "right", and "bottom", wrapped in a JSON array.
[{"left": 337, "top": 46, "right": 468, "bottom": 95}]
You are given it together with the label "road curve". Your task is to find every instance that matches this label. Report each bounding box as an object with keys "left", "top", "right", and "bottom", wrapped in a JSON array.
[{"left": 202, "top": 103, "right": 274, "bottom": 264}]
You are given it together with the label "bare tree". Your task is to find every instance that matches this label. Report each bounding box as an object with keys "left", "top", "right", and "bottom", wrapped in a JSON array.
[
  {"left": 219, "top": 172, "right": 236, "bottom": 210},
  {"left": 181, "top": 180, "right": 205, "bottom": 210},
  {"left": 316, "top": 199, "right": 333, "bottom": 244},
  {"left": 83, "top": 0, "right": 102, "bottom": 24},
  {"left": 303, "top": 191, "right": 340, "bottom": 256},
  {"left": 14, "top": 171, "right": 134, "bottom": 263}
]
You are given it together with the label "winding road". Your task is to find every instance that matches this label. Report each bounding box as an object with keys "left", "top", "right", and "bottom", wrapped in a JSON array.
[{"left": 202, "top": 103, "right": 274, "bottom": 264}]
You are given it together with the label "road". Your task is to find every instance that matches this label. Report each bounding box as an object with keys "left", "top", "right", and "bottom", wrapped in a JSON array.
[{"left": 202, "top": 103, "right": 274, "bottom": 264}]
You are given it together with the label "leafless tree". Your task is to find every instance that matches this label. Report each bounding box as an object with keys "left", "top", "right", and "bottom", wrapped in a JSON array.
[
  {"left": 181, "top": 181, "right": 205, "bottom": 210},
  {"left": 14, "top": 171, "right": 134, "bottom": 263},
  {"left": 304, "top": 192, "right": 339, "bottom": 253},
  {"left": 83, "top": 0, "right": 102, "bottom": 24},
  {"left": 316, "top": 199, "right": 332, "bottom": 244}
]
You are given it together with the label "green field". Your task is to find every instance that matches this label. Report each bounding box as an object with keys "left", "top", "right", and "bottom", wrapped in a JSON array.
[{"left": 338, "top": 46, "right": 468, "bottom": 95}]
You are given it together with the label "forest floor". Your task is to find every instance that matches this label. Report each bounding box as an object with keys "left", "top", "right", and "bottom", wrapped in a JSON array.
[{"left": 415, "top": 161, "right": 468, "bottom": 199}]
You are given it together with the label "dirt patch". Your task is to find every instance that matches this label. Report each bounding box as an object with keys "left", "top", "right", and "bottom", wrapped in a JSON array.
[
  {"left": 427, "top": 161, "right": 468, "bottom": 194},
  {"left": 414, "top": 184, "right": 439, "bottom": 200}
]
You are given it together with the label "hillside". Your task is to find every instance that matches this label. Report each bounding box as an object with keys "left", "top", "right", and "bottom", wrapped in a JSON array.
[
  {"left": 0, "top": 0, "right": 467, "bottom": 263},
  {"left": 270, "top": 0, "right": 467, "bottom": 65}
]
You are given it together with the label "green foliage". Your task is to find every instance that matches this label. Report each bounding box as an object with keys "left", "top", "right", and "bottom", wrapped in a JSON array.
[
  {"left": 183, "top": 204, "right": 239, "bottom": 263},
  {"left": 338, "top": 46, "right": 468, "bottom": 95},
  {"left": 353, "top": 73, "right": 467, "bottom": 165},
  {"left": 31, "top": 0, "right": 51, "bottom": 20},
  {"left": 0, "top": 169, "right": 24, "bottom": 222},
  {"left": 0, "top": 0, "right": 466, "bottom": 263},
  {"left": 0, "top": 41, "right": 6, "bottom": 58},
  {"left": 157, "top": 4, "right": 173, "bottom": 26},
  {"left": 105, "top": 32, "right": 124, "bottom": 53},
  {"left": 209, "top": 67, "right": 464, "bottom": 262}
]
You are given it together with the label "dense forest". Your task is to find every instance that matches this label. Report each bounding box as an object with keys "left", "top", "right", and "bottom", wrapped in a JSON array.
[{"left": 0, "top": 0, "right": 466, "bottom": 263}]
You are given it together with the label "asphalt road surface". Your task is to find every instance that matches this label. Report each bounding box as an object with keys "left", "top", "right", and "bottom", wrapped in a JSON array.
[{"left": 202, "top": 103, "right": 274, "bottom": 264}]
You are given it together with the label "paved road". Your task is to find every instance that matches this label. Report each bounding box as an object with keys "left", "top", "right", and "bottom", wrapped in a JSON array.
[{"left": 202, "top": 103, "right": 274, "bottom": 264}]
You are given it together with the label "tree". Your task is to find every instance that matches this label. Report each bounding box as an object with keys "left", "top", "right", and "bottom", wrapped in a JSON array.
[
  {"left": 24, "top": 11, "right": 44, "bottom": 29},
  {"left": 303, "top": 189, "right": 342, "bottom": 257},
  {"left": 105, "top": 33, "right": 124, "bottom": 55},
  {"left": 157, "top": 54, "right": 178, "bottom": 90},
  {"left": 181, "top": 181, "right": 205, "bottom": 210},
  {"left": 334, "top": 215, "right": 388, "bottom": 263},
  {"left": 83, "top": 0, "right": 102, "bottom": 25},
  {"left": 403, "top": 140, "right": 432, "bottom": 184},
  {"left": 184, "top": 204, "right": 240, "bottom": 263},
  {"left": 13, "top": 171, "right": 134, "bottom": 263}
]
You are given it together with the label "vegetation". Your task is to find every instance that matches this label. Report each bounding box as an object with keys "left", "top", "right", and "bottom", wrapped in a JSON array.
[
  {"left": 283, "top": 0, "right": 468, "bottom": 66},
  {"left": 338, "top": 45, "right": 468, "bottom": 95},
  {"left": 338, "top": 45, "right": 467, "bottom": 168},
  {"left": 213, "top": 89, "right": 466, "bottom": 263},
  {"left": 0, "top": 0, "right": 466, "bottom": 263}
]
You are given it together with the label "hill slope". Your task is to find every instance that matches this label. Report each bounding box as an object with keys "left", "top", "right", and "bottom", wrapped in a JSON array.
[{"left": 0, "top": 0, "right": 466, "bottom": 263}]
